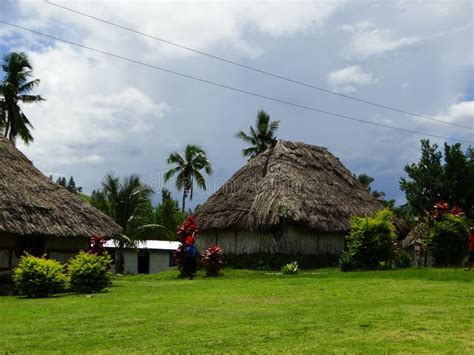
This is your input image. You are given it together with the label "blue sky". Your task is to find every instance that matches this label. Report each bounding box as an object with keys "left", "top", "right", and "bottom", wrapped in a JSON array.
[{"left": 0, "top": 0, "right": 473, "bottom": 208}]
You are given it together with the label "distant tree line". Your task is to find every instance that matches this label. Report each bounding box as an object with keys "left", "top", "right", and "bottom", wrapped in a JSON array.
[{"left": 51, "top": 176, "right": 83, "bottom": 194}]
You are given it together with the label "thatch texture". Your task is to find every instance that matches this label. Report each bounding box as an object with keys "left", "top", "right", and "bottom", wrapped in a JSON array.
[
  {"left": 196, "top": 140, "right": 383, "bottom": 232},
  {"left": 0, "top": 134, "right": 121, "bottom": 238}
]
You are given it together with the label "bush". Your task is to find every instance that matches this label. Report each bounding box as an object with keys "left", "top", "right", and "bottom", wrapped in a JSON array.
[
  {"left": 338, "top": 252, "right": 355, "bottom": 272},
  {"left": 395, "top": 249, "right": 412, "bottom": 269},
  {"left": 201, "top": 245, "right": 224, "bottom": 277},
  {"left": 13, "top": 254, "right": 67, "bottom": 298},
  {"left": 281, "top": 261, "right": 299, "bottom": 274},
  {"left": 429, "top": 214, "right": 468, "bottom": 266},
  {"left": 68, "top": 251, "right": 112, "bottom": 293},
  {"left": 347, "top": 209, "right": 397, "bottom": 270}
]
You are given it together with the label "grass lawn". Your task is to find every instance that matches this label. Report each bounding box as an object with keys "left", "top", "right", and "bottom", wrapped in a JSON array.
[{"left": 0, "top": 268, "right": 473, "bottom": 353}]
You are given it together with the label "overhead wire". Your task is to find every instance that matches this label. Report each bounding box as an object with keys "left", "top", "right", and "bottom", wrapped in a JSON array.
[
  {"left": 1, "top": 20, "right": 472, "bottom": 144},
  {"left": 43, "top": 0, "right": 474, "bottom": 131}
]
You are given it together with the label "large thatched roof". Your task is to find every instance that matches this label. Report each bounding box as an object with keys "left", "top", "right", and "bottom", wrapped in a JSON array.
[
  {"left": 0, "top": 134, "right": 121, "bottom": 238},
  {"left": 196, "top": 140, "right": 383, "bottom": 233}
]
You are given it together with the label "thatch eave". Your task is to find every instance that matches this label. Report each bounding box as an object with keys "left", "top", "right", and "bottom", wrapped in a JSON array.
[{"left": 0, "top": 134, "right": 121, "bottom": 239}]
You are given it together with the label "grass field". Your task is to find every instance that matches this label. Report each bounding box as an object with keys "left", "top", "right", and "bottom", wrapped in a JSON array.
[{"left": 0, "top": 268, "right": 473, "bottom": 353}]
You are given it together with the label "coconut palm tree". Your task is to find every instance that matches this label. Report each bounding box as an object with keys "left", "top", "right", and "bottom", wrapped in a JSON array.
[
  {"left": 100, "top": 173, "right": 155, "bottom": 274},
  {"left": 164, "top": 144, "right": 212, "bottom": 213},
  {"left": 0, "top": 52, "right": 44, "bottom": 145},
  {"left": 356, "top": 173, "right": 387, "bottom": 200},
  {"left": 356, "top": 174, "right": 374, "bottom": 190},
  {"left": 235, "top": 110, "right": 280, "bottom": 159}
]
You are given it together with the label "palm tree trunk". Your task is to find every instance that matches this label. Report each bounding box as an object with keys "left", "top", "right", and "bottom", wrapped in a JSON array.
[
  {"left": 116, "top": 240, "right": 125, "bottom": 274},
  {"left": 182, "top": 191, "right": 186, "bottom": 213}
]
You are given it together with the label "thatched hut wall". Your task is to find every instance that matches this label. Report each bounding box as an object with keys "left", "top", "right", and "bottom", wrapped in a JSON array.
[
  {"left": 0, "top": 233, "right": 89, "bottom": 270},
  {"left": 198, "top": 225, "right": 344, "bottom": 255}
]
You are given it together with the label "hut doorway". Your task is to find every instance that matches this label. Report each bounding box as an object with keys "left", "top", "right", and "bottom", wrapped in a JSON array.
[
  {"left": 16, "top": 236, "right": 45, "bottom": 258},
  {"left": 137, "top": 250, "right": 150, "bottom": 274}
]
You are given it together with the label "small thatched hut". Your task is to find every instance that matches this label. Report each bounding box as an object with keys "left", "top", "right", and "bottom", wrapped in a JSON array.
[
  {"left": 195, "top": 140, "right": 383, "bottom": 264},
  {"left": 0, "top": 134, "right": 121, "bottom": 274}
]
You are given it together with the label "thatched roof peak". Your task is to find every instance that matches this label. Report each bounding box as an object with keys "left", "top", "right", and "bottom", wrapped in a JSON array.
[
  {"left": 0, "top": 134, "right": 121, "bottom": 238},
  {"left": 195, "top": 140, "right": 383, "bottom": 232}
]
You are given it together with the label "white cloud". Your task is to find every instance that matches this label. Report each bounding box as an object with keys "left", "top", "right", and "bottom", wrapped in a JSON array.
[
  {"left": 2, "top": 0, "right": 471, "bottom": 207},
  {"left": 342, "top": 22, "right": 420, "bottom": 60},
  {"left": 327, "top": 65, "right": 378, "bottom": 93},
  {"left": 433, "top": 101, "right": 474, "bottom": 127},
  {"left": 14, "top": 0, "right": 345, "bottom": 61}
]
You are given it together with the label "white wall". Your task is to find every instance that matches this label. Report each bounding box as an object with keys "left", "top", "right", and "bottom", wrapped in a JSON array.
[{"left": 119, "top": 249, "right": 174, "bottom": 274}]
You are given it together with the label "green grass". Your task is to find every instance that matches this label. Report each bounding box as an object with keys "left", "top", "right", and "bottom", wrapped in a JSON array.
[{"left": 1, "top": 268, "right": 473, "bottom": 353}]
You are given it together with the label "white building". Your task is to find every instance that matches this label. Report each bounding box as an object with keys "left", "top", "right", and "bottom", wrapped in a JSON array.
[{"left": 105, "top": 240, "right": 181, "bottom": 274}]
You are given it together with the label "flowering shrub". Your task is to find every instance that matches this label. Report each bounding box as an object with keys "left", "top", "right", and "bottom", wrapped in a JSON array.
[
  {"left": 201, "top": 245, "right": 224, "bottom": 277},
  {"left": 174, "top": 215, "right": 200, "bottom": 274},
  {"left": 13, "top": 254, "right": 67, "bottom": 297},
  {"left": 89, "top": 235, "right": 107, "bottom": 255},
  {"left": 68, "top": 251, "right": 112, "bottom": 293},
  {"left": 176, "top": 215, "right": 200, "bottom": 238},
  {"left": 430, "top": 201, "right": 464, "bottom": 221}
]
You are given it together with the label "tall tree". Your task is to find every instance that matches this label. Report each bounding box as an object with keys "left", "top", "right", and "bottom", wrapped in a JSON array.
[
  {"left": 0, "top": 52, "right": 44, "bottom": 145},
  {"left": 164, "top": 144, "right": 212, "bottom": 213},
  {"left": 400, "top": 140, "right": 474, "bottom": 218},
  {"left": 154, "top": 188, "right": 187, "bottom": 237},
  {"left": 98, "top": 173, "right": 154, "bottom": 273},
  {"left": 235, "top": 110, "right": 280, "bottom": 159}
]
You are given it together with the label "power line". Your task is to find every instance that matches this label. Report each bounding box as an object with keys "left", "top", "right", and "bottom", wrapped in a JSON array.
[
  {"left": 1, "top": 20, "right": 473, "bottom": 145},
  {"left": 43, "top": 0, "right": 473, "bottom": 131}
]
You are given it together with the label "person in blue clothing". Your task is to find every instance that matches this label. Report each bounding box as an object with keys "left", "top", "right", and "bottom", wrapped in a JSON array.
[{"left": 183, "top": 236, "right": 198, "bottom": 279}]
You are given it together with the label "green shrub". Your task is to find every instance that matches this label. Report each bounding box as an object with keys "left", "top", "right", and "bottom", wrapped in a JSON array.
[
  {"left": 429, "top": 214, "right": 468, "bottom": 266},
  {"left": 68, "top": 251, "right": 112, "bottom": 293},
  {"left": 281, "top": 261, "right": 299, "bottom": 274},
  {"left": 13, "top": 254, "right": 67, "bottom": 297},
  {"left": 395, "top": 249, "right": 412, "bottom": 269},
  {"left": 347, "top": 209, "right": 397, "bottom": 270},
  {"left": 338, "top": 252, "right": 355, "bottom": 272}
]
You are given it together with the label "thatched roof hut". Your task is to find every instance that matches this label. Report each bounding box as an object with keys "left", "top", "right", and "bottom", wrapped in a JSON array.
[
  {"left": 0, "top": 134, "right": 120, "bottom": 238},
  {"left": 196, "top": 140, "right": 383, "bottom": 233}
]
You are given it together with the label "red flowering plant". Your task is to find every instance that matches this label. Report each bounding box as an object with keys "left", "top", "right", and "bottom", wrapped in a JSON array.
[
  {"left": 201, "top": 245, "right": 224, "bottom": 277},
  {"left": 89, "top": 235, "right": 108, "bottom": 256},
  {"left": 173, "top": 215, "right": 200, "bottom": 274},
  {"left": 430, "top": 201, "right": 464, "bottom": 221}
]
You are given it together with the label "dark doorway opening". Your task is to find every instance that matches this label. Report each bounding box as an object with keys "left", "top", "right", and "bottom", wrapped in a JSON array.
[
  {"left": 137, "top": 250, "right": 150, "bottom": 274},
  {"left": 16, "top": 236, "right": 45, "bottom": 258}
]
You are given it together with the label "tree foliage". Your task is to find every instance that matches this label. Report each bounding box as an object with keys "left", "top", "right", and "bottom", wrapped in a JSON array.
[
  {"left": 154, "top": 188, "right": 187, "bottom": 236},
  {"left": 346, "top": 209, "right": 397, "bottom": 270},
  {"left": 400, "top": 140, "right": 474, "bottom": 219},
  {"left": 90, "top": 173, "right": 155, "bottom": 273},
  {"left": 0, "top": 52, "right": 44, "bottom": 145},
  {"left": 356, "top": 173, "right": 394, "bottom": 207},
  {"left": 429, "top": 214, "right": 468, "bottom": 266},
  {"left": 164, "top": 144, "right": 212, "bottom": 213},
  {"left": 55, "top": 176, "right": 83, "bottom": 193},
  {"left": 235, "top": 110, "right": 280, "bottom": 159}
]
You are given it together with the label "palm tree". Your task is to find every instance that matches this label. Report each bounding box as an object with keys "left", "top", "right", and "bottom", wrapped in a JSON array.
[
  {"left": 164, "top": 144, "right": 212, "bottom": 213},
  {"left": 100, "top": 173, "right": 155, "bottom": 274},
  {"left": 0, "top": 52, "right": 44, "bottom": 145},
  {"left": 356, "top": 174, "right": 374, "bottom": 190},
  {"left": 356, "top": 173, "right": 387, "bottom": 200},
  {"left": 235, "top": 110, "right": 280, "bottom": 159}
]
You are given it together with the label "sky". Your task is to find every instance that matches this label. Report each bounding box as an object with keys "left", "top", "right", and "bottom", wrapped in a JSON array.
[{"left": 0, "top": 0, "right": 473, "bottom": 209}]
